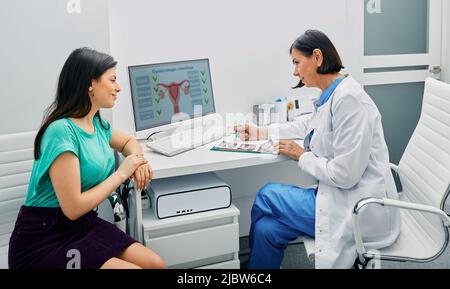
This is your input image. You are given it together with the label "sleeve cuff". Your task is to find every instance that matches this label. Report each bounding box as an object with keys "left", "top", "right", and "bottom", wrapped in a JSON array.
[
  {"left": 298, "top": 151, "right": 314, "bottom": 173},
  {"left": 298, "top": 151, "right": 308, "bottom": 168}
]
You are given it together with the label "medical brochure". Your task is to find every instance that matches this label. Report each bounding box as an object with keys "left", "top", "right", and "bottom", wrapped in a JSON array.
[{"left": 211, "top": 135, "right": 278, "bottom": 155}]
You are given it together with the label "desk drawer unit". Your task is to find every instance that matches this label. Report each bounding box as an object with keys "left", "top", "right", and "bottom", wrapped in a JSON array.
[
  {"left": 196, "top": 259, "right": 240, "bottom": 269},
  {"left": 143, "top": 205, "right": 240, "bottom": 269}
]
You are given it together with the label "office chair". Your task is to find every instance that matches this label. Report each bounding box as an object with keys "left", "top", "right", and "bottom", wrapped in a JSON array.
[
  {"left": 0, "top": 131, "right": 36, "bottom": 269},
  {"left": 0, "top": 130, "right": 120, "bottom": 268},
  {"left": 352, "top": 77, "right": 450, "bottom": 269}
]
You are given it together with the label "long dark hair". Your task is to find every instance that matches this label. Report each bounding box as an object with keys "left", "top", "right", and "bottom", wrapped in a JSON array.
[
  {"left": 290, "top": 29, "right": 344, "bottom": 89},
  {"left": 34, "top": 47, "right": 117, "bottom": 159}
]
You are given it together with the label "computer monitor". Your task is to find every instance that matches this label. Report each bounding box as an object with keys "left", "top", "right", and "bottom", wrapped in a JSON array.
[{"left": 128, "top": 59, "right": 216, "bottom": 139}]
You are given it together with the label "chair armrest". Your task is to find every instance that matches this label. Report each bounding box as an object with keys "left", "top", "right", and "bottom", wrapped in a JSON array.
[
  {"left": 389, "top": 163, "right": 399, "bottom": 173},
  {"left": 351, "top": 197, "right": 450, "bottom": 264}
]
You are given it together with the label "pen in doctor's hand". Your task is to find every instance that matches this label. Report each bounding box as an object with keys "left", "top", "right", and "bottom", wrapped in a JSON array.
[
  {"left": 233, "top": 125, "right": 243, "bottom": 141},
  {"left": 233, "top": 122, "right": 241, "bottom": 145}
]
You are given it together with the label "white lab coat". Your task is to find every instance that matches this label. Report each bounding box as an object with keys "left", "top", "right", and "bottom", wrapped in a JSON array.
[{"left": 269, "top": 75, "right": 400, "bottom": 268}]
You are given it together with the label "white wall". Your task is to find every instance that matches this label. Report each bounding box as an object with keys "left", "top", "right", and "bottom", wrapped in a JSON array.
[
  {"left": 0, "top": 0, "right": 110, "bottom": 135},
  {"left": 109, "top": 0, "right": 353, "bottom": 236},
  {"left": 109, "top": 0, "right": 352, "bottom": 134}
]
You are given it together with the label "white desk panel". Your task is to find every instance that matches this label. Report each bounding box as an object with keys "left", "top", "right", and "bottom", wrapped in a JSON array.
[{"left": 141, "top": 140, "right": 291, "bottom": 179}]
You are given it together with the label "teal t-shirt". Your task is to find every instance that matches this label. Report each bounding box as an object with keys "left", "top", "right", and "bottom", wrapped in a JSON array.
[{"left": 25, "top": 116, "right": 115, "bottom": 208}]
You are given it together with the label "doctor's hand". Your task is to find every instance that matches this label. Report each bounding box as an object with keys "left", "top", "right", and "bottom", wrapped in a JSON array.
[
  {"left": 234, "top": 124, "right": 268, "bottom": 141},
  {"left": 131, "top": 163, "right": 153, "bottom": 191},
  {"left": 275, "top": 140, "right": 304, "bottom": 161}
]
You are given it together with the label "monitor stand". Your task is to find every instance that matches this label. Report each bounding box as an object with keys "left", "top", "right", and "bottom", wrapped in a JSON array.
[
  {"left": 137, "top": 113, "right": 224, "bottom": 143},
  {"left": 148, "top": 113, "right": 224, "bottom": 146}
]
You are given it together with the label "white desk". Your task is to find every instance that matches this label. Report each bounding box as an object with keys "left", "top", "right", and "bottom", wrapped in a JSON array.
[
  {"left": 128, "top": 139, "right": 314, "bottom": 268},
  {"left": 140, "top": 140, "right": 290, "bottom": 179}
]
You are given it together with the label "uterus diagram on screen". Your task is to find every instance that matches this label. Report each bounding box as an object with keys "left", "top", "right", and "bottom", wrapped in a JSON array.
[{"left": 156, "top": 80, "right": 191, "bottom": 114}]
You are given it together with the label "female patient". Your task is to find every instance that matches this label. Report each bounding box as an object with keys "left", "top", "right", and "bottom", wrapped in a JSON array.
[
  {"left": 9, "top": 48, "right": 165, "bottom": 269},
  {"left": 237, "top": 30, "right": 400, "bottom": 269}
]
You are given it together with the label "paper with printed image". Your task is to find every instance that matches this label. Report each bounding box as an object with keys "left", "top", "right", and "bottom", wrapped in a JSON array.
[{"left": 211, "top": 135, "right": 278, "bottom": 155}]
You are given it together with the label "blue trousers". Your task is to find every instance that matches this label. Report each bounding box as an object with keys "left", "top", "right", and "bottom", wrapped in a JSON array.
[{"left": 248, "top": 183, "right": 316, "bottom": 269}]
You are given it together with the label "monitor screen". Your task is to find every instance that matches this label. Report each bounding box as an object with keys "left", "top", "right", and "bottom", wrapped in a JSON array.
[{"left": 128, "top": 59, "right": 216, "bottom": 132}]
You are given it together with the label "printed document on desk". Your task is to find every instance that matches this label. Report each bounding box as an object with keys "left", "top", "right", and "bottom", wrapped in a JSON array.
[{"left": 211, "top": 135, "right": 278, "bottom": 155}]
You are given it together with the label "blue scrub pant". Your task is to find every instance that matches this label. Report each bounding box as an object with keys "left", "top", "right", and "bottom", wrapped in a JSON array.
[{"left": 248, "top": 183, "right": 316, "bottom": 269}]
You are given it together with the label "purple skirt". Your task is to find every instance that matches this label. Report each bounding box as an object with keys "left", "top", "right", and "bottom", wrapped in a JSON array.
[{"left": 8, "top": 205, "right": 137, "bottom": 269}]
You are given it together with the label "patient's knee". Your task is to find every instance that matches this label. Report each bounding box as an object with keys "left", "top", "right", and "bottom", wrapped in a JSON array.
[{"left": 152, "top": 256, "right": 166, "bottom": 269}]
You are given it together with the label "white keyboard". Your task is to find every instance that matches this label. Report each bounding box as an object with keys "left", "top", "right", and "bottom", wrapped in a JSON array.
[{"left": 146, "top": 131, "right": 224, "bottom": 157}]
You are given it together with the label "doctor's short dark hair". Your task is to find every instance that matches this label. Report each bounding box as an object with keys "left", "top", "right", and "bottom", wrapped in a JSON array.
[{"left": 290, "top": 29, "right": 344, "bottom": 89}]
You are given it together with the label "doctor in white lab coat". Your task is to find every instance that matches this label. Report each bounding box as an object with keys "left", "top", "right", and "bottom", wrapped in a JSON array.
[{"left": 237, "top": 30, "right": 400, "bottom": 269}]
